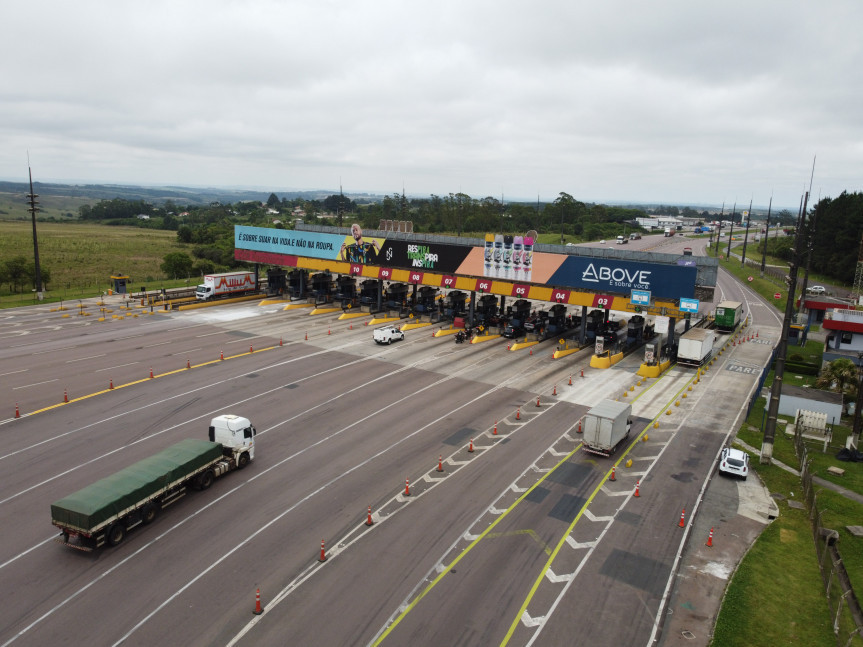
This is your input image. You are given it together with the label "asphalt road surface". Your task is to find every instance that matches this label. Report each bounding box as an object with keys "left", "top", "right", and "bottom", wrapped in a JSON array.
[{"left": 0, "top": 268, "right": 781, "bottom": 647}]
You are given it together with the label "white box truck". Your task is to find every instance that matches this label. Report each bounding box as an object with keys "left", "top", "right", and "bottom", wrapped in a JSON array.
[
  {"left": 195, "top": 271, "right": 256, "bottom": 301},
  {"left": 676, "top": 327, "right": 714, "bottom": 367},
  {"left": 582, "top": 399, "right": 632, "bottom": 456}
]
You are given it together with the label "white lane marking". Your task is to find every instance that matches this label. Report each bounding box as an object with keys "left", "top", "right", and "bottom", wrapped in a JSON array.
[
  {"left": 0, "top": 369, "right": 27, "bottom": 377},
  {"left": 171, "top": 348, "right": 200, "bottom": 356},
  {"left": 12, "top": 379, "right": 57, "bottom": 390},
  {"left": 94, "top": 362, "right": 139, "bottom": 373},
  {"left": 142, "top": 341, "right": 171, "bottom": 348},
  {"left": 32, "top": 346, "right": 76, "bottom": 355},
  {"left": 65, "top": 354, "right": 107, "bottom": 363},
  {"left": 194, "top": 331, "right": 225, "bottom": 338}
]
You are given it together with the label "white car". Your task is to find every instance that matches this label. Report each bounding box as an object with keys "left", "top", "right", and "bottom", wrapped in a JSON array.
[
  {"left": 718, "top": 447, "right": 749, "bottom": 479},
  {"left": 807, "top": 285, "right": 826, "bottom": 295},
  {"left": 373, "top": 326, "right": 405, "bottom": 345}
]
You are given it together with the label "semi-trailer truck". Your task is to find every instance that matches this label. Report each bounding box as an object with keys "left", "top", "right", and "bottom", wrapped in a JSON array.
[
  {"left": 51, "top": 415, "right": 256, "bottom": 551},
  {"left": 676, "top": 327, "right": 714, "bottom": 367},
  {"left": 582, "top": 400, "right": 633, "bottom": 456},
  {"left": 195, "top": 271, "right": 257, "bottom": 301}
]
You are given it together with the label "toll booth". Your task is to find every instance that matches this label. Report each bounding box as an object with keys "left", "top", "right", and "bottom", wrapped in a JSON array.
[
  {"left": 385, "top": 283, "right": 409, "bottom": 315},
  {"left": 288, "top": 270, "right": 308, "bottom": 299},
  {"left": 473, "top": 294, "right": 500, "bottom": 328},
  {"left": 110, "top": 274, "right": 130, "bottom": 295},
  {"left": 414, "top": 286, "right": 439, "bottom": 318},
  {"left": 266, "top": 268, "right": 287, "bottom": 297},
  {"left": 502, "top": 299, "right": 532, "bottom": 338},
  {"left": 440, "top": 291, "right": 467, "bottom": 321},
  {"left": 335, "top": 276, "right": 357, "bottom": 307},
  {"left": 625, "top": 315, "right": 646, "bottom": 350},
  {"left": 360, "top": 279, "right": 381, "bottom": 312},
  {"left": 310, "top": 272, "right": 335, "bottom": 304},
  {"left": 545, "top": 303, "right": 573, "bottom": 340},
  {"left": 583, "top": 309, "right": 606, "bottom": 343}
]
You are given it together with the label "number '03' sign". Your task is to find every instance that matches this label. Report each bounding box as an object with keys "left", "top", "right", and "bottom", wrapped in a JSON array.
[{"left": 592, "top": 294, "right": 614, "bottom": 308}]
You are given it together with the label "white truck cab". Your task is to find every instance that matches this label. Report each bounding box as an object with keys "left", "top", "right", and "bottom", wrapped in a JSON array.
[{"left": 209, "top": 414, "right": 256, "bottom": 460}]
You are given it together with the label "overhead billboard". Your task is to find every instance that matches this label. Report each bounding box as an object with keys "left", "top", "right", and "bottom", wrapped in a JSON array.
[{"left": 547, "top": 257, "right": 697, "bottom": 300}]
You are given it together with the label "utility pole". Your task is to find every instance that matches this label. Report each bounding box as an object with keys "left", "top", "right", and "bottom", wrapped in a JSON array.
[
  {"left": 740, "top": 198, "right": 753, "bottom": 266},
  {"left": 760, "top": 194, "right": 772, "bottom": 277},
  {"left": 26, "top": 164, "right": 44, "bottom": 300},
  {"left": 761, "top": 190, "right": 810, "bottom": 463},
  {"left": 727, "top": 201, "right": 736, "bottom": 261},
  {"left": 714, "top": 201, "right": 724, "bottom": 257}
]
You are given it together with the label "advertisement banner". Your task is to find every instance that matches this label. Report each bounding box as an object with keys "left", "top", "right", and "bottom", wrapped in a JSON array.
[
  {"left": 548, "top": 257, "right": 697, "bottom": 299},
  {"left": 378, "top": 240, "right": 472, "bottom": 274}
]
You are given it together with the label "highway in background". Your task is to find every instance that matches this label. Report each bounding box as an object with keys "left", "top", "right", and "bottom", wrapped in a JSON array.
[{"left": 0, "top": 242, "right": 780, "bottom": 646}]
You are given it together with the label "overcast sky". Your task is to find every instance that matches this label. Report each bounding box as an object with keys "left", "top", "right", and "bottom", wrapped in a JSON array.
[{"left": 3, "top": 1, "right": 861, "bottom": 209}]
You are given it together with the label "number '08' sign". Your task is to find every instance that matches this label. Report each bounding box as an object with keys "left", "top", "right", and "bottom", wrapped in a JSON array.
[{"left": 408, "top": 272, "right": 423, "bottom": 284}]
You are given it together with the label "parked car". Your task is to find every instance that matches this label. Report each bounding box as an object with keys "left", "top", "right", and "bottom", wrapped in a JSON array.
[
  {"left": 718, "top": 447, "right": 749, "bottom": 479},
  {"left": 373, "top": 326, "right": 405, "bottom": 344},
  {"left": 807, "top": 285, "right": 826, "bottom": 295}
]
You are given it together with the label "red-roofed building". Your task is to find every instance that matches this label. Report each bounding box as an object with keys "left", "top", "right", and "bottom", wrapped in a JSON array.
[{"left": 822, "top": 307, "right": 863, "bottom": 365}]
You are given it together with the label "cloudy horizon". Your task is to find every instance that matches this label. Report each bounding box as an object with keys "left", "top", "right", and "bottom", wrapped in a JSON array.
[{"left": 3, "top": 1, "right": 861, "bottom": 211}]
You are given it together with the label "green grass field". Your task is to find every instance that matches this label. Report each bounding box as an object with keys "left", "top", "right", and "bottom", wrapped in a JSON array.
[{"left": 0, "top": 220, "right": 191, "bottom": 306}]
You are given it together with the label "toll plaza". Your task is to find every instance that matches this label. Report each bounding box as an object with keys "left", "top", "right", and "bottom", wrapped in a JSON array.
[{"left": 233, "top": 224, "right": 718, "bottom": 368}]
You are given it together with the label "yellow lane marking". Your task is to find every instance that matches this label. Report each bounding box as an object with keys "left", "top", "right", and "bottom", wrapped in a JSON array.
[
  {"left": 499, "top": 367, "right": 702, "bottom": 644},
  {"left": 371, "top": 442, "right": 582, "bottom": 646},
  {"left": 21, "top": 346, "right": 278, "bottom": 418}
]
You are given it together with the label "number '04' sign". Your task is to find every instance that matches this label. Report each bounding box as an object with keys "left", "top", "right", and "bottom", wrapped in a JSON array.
[
  {"left": 551, "top": 289, "right": 571, "bottom": 303},
  {"left": 592, "top": 294, "right": 614, "bottom": 308}
]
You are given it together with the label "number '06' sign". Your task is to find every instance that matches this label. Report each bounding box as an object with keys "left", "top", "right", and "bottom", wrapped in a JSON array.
[
  {"left": 511, "top": 283, "right": 530, "bottom": 297},
  {"left": 474, "top": 279, "right": 492, "bottom": 293},
  {"left": 592, "top": 294, "right": 614, "bottom": 308}
]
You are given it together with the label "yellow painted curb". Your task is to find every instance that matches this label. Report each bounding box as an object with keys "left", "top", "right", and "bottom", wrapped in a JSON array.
[
  {"left": 590, "top": 354, "right": 612, "bottom": 369},
  {"left": 471, "top": 334, "right": 501, "bottom": 344},
  {"left": 510, "top": 340, "right": 539, "bottom": 351},
  {"left": 368, "top": 316, "right": 402, "bottom": 325},
  {"left": 284, "top": 302, "right": 314, "bottom": 310},
  {"left": 434, "top": 327, "right": 461, "bottom": 337},
  {"left": 402, "top": 322, "right": 432, "bottom": 331},
  {"left": 310, "top": 306, "right": 342, "bottom": 315},
  {"left": 552, "top": 347, "right": 581, "bottom": 359},
  {"left": 258, "top": 298, "right": 288, "bottom": 306},
  {"left": 338, "top": 311, "right": 369, "bottom": 320}
]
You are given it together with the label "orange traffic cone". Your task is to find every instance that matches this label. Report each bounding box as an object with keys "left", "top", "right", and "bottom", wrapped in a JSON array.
[
  {"left": 149, "top": 367, "right": 154, "bottom": 378},
  {"left": 365, "top": 506, "right": 374, "bottom": 526},
  {"left": 404, "top": 478, "right": 411, "bottom": 496},
  {"left": 529, "top": 348, "right": 533, "bottom": 355},
  {"left": 536, "top": 396, "right": 541, "bottom": 407},
  {"left": 678, "top": 508, "right": 686, "bottom": 528},
  {"left": 15, "top": 402, "right": 20, "bottom": 418},
  {"left": 64, "top": 389, "right": 68, "bottom": 403},
  {"left": 109, "top": 378, "right": 114, "bottom": 390},
  {"left": 186, "top": 358, "right": 191, "bottom": 369},
  {"left": 610, "top": 466, "right": 616, "bottom": 481},
  {"left": 437, "top": 455, "right": 443, "bottom": 472},
  {"left": 305, "top": 332, "right": 308, "bottom": 340},
  {"left": 319, "top": 539, "right": 327, "bottom": 562},
  {"left": 569, "top": 374, "right": 573, "bottom": 385},
  {"left": 253, "top": 588, "right": 263, "bottom": 615},
  {"left": 580, "top": 369, "right": 584, "bottom": 378},
  {"left": 220, "top": 350, "right": 224, "bottom": 360},
  {"left": 279, "top": 337, "right": 283, "bottom": 346},
  {"left": 706, "top": 527, "right": 714, "bottom": 547},
  {"left": 349, "top": 324, "right": 353, "bottom": 330},
  {"left": 516, "top": 408, "right": 521, "bottom": 420},
  {"left": 553, "top": 385, "right": 557, "bottom": 396},
  {"left": 493, "top": 421, "right": 498, "bottom": 435},
  {"left": 634, "top": 480, "right": 640, "bottom": 497},
  {"left": 468, "top": 439, "right": 474, "bottom": 453},
  {"left": 578, "top": 420, "right": 582, "bottom": 433},
  {"left": 328, "top": 328, "right": 331, "bottom": 336},
  {"left": 250, "top": 345, "right": 254, "bottom": 353}
]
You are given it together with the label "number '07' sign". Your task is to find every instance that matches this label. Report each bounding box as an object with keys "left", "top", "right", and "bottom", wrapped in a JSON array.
[
  {"left": 441, "top": 275, "right": 457, "bottom": 288},
  {"left": 592, "top": 294, "right": 614, "bottom": 308}
]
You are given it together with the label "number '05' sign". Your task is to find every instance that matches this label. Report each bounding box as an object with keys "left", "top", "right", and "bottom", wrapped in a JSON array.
[
  {"left": 592, "top": 294, "right": 614, "bottom": 308},
  {"left": 511, "top": 283, "right": 530, "bottom": 297}
]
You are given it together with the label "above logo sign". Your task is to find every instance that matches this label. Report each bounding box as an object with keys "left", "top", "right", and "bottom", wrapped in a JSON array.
[
  {"left": 631, "top": 289, "right": 651, "bottom": 306},
  {"left": 549, "top": 257, "right": 697, "bottom": 299},
  {"left": 679, "top": 297, "right": 699, "bottom": 313}
]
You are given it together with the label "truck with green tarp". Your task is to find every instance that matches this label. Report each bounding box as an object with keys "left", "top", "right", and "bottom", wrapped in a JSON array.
[
  {"left": 713, "top": 300, "right": 743, "bottom": 332},
  {"left": 51, "top": 414, "right": 256, "bottom": 551}
]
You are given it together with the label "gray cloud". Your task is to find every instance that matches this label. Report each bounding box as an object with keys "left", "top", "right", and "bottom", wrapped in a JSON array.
[{"left": 2, "top": 0, "right": 861, "bottom": 209}]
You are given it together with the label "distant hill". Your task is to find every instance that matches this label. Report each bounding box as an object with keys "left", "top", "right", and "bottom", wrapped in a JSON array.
[{"left": 0, "top": 181, "right": 362, "bottom": 208}]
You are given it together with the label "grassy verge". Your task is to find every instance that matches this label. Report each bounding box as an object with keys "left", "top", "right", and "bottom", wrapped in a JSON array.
[
  {"left": 0, "top": 220, "right": 194, "bottom": 308},
  {"left": 714, "top": 337, "right": 863, "bottom": 645}
]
